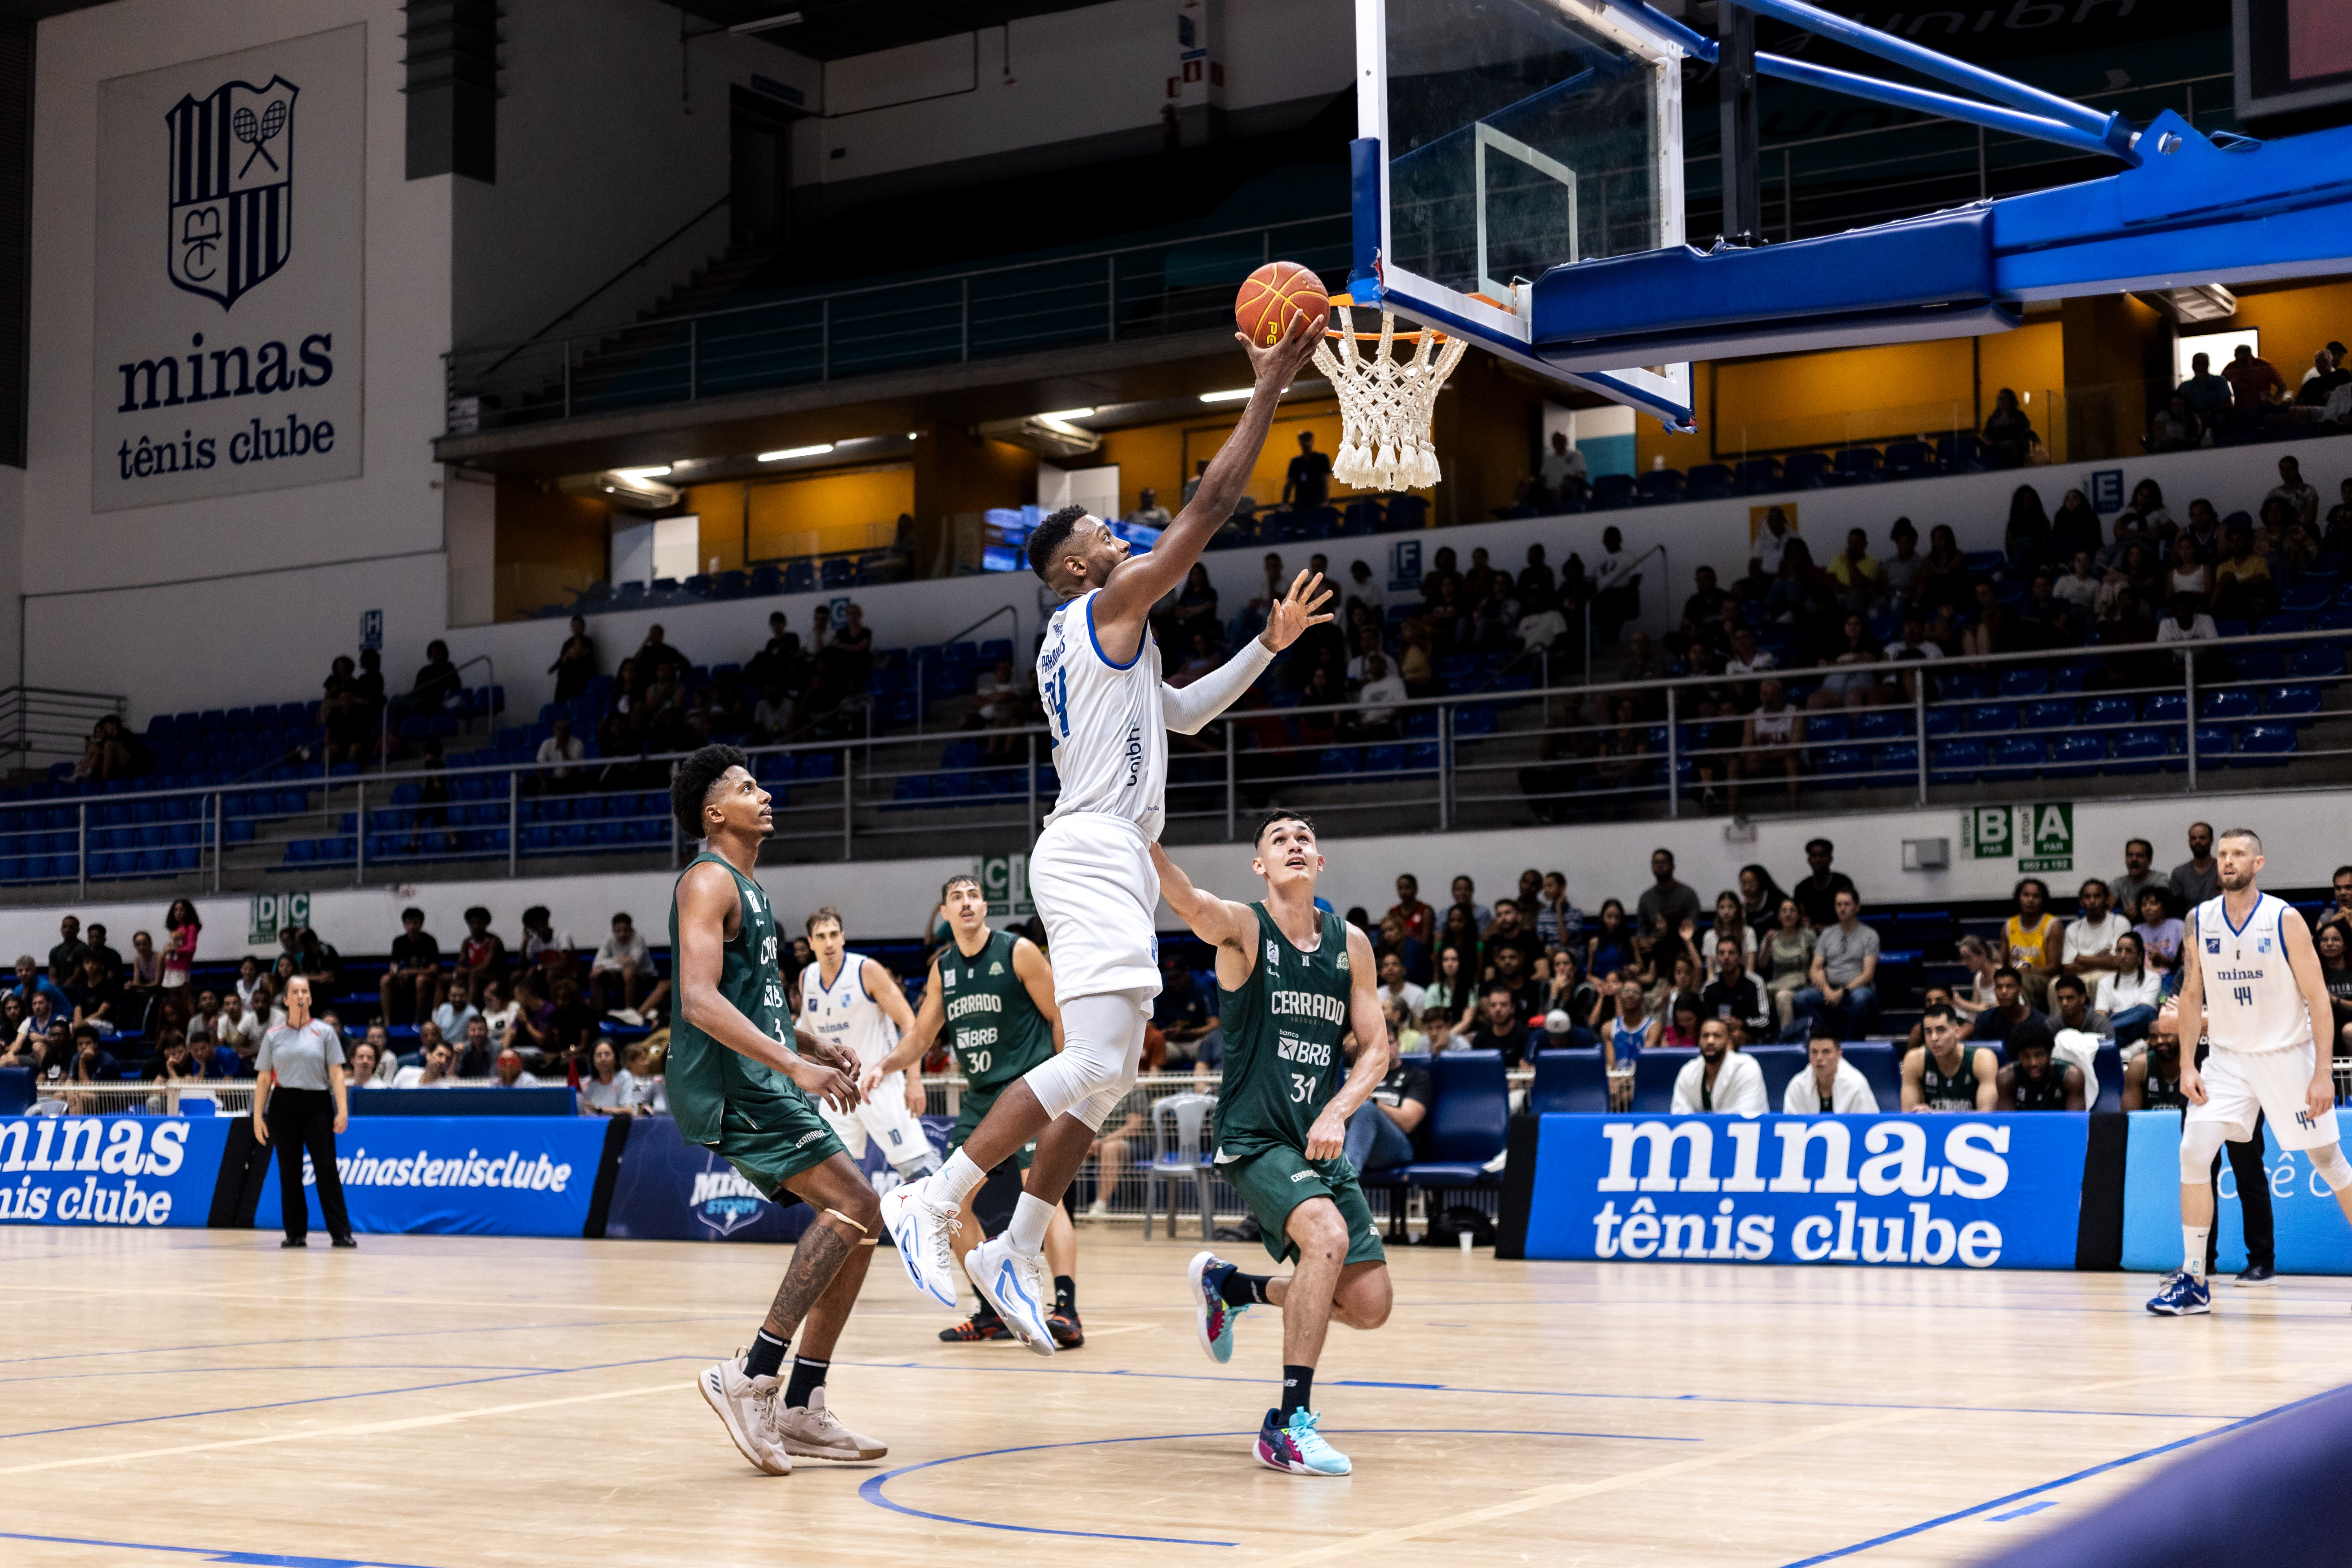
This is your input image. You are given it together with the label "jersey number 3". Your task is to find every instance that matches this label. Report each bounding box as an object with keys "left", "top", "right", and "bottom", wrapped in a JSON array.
[{"left": 1047, "top": 666, "right": 1070, "bottom": 741}]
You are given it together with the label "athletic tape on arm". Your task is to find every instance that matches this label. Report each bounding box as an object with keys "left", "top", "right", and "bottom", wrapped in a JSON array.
[{"left": 1161, "top": 640, "right": 1275, "bottom": 735}]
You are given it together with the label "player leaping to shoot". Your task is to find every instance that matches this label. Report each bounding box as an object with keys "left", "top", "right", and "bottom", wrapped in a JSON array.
[
  {"left": 2149, "top": 826, "right": 2352, "bottom": 1316},
  {"left": 1155, "top": 813, "right": 1395, "bottom": 1476},
  {"left": 882, "top": 309, "right": 1329, "bottom": 1355},
  {"left": 670, "top": 744, "right": 888, "bottom": 1475},
  {"left": 860, "top": 874, "right": 1082, "bottom": 1347}
]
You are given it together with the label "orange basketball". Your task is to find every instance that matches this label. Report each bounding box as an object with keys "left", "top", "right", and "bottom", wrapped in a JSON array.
[{"left": 1235, "top": 260, "right": 1330, "bottom": 347}]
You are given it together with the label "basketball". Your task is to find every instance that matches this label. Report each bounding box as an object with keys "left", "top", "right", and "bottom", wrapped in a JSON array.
[{"left": 1235, "top": 260, "right": 1330, "bottom": 347}]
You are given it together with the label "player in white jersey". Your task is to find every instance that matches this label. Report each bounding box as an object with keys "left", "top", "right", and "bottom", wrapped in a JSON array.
[
  {"left": 2148, "top": 827, "right": 2352, "bottom": 1315},
  {"left": 796, "top": 907, "right": 939, "bottom": 1186},
  {"left": 882, "top": 309, "right": 1329, "bottom": 1352}
]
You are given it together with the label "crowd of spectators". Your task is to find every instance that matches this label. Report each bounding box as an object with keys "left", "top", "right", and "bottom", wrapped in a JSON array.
[
  {"left": 0, "top": 899, "right": 675, "bottom": 1117},
  {"left": 1145, "top": 819, "right": 2352, "bottom": 1157}
]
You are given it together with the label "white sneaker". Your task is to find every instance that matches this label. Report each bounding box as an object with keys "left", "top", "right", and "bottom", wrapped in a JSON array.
[
  {"left": 966, "top": 1233, "right": 1056, "bottom": 1357},
  {"left": 1084, "top": 1198, "right": 1108, "bottom": 1218},
  {"left": 772, "top": 1386, "right": 887, "bottom": 1461},
  {"left": 698, "top": 1357, "right": 790, "bottom": 1475},
  {"left": 880, "top": 1179, "right": 962, "bottom": 1310}
]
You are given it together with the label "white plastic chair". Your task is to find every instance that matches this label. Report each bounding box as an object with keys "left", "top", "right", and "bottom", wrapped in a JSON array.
[{"left": 1142, "top": 1092, "right": 1218, "bottom": 1241}]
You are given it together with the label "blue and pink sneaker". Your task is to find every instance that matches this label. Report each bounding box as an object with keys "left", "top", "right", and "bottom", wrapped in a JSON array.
[
  {"left": 1256, "top": 1407, "right": 1350, "bottom": 1476},
  {"left": 1188, "top": 1250, "right": 1245, "bottom": 1364}
]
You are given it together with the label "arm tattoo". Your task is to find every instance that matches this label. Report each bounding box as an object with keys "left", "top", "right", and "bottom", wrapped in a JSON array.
[{"left": 760, "top": 1217, "right": 855, "bottom": 1339}]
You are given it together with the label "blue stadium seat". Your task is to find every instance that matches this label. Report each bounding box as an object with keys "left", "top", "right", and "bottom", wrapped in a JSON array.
[
  {"left": 1882, "top": 440, "right": 1935, "bottom": 479},
  {"left": 1831, "top": 446, "right": 1883, "bottom": 484},
  {"left": 1399, "top": 1050, "right": 1509, "bottom": 1191},
  {"left": 1527, "top": 1049, "right": 1607, "bottom": 1115},
  {"left": 1963, "top": 703, "right": 2018, "bottom": 733},
  {"left": 1745, "top": 1045, "right": 1807, "bottom": 1105},
  {"left": 1734, "top": 457, "right": 1785, "bottom": 493},
  {"left": 2143, "top": 692, "right": 2188, "bottom": 724},
  {"left": 1636, "top": 469, "right": 1684, "bottom": 505},
  {"left": 1850, "top": 710, "right": 1906, "bottom": 742},
  {"left": 1868, "top": 741, "right": 1919, "bottom": 785},
  {"left": 2045, "top": 733, "right": 2106, "bottom": 778},
  {"left": 2233, "top": 723, "right": 2297, "bottom": 767},
  {"left": 1815, "top": 746, "right": 1867, "bottom": 787},
  {"left": 2199, "top": 688, "right": 2257, "bottom": 720},
  {"left": 1784, "top": 450, "right": 1833, "bottom": 489},
  {"left": 1590, "top": 474, "right": 1637, "bottom": 510},
  {"left": 1629, "top": 1051, "right": 1686, "bottom": 1114},
  {"left": 2019, "top": 698, "right": 2076, "bottom": 732},
  {"left": 1685, "top": 463, "right": 1735, "bottom": 500},
  {"left": 2263, "top": 684, "right": 2322, "bottom": 716},
  {"left": 2081, "top": 695, "right": 2134, "bottom": 729},
  {"left": 2291, "top": 644, "right": 2347, "bottom": 677},
  {"left": 1930, "top": 737, "right": 1985, "bottom": 783},
  {"left": 1989, "top": 735, "right": 2045, "bottom": 777}
]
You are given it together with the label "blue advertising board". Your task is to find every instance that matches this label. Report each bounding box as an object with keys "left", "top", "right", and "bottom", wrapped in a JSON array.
[
  {"left": 0, "top": 1114, "right": 231, "bottom": 1228},
  {"left": 1524, "top": 1113, "right": 2090, "bottom": 1269},
  {"left": 603, "top": 1115, "right": 817, "bottom": 1244},
  {"left": 2121, "top": 1109, "right": 2352, "bottom": 1275},
  {"left": 255, "top": 1116, "right": 610, "bottom": 1237}
]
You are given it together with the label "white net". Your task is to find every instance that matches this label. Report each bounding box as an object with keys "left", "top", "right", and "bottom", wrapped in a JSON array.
[{"left": 1313, "top": 305, "right": 1469, "bottom": 493}]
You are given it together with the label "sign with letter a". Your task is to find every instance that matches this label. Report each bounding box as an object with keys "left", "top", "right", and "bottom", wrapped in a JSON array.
[{"left": 92, "top": 26, "right": 365, "bottom": 510}]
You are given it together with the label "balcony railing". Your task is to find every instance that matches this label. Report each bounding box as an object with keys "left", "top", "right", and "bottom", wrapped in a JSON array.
[{"left": 6, "top": 621, "right": 2349, "bottom": 902}]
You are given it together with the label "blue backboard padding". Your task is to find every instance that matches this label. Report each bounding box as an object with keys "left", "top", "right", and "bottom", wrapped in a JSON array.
[{"left": 1529, "top": 207, "right": 1993, "bottom": 346}]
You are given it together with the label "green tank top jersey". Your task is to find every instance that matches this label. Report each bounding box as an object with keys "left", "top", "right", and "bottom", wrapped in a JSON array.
[
  {"left": 1216, "top": 903, "right": 1353, "bottom": 1160},
  {"left": 665, "top": 851, "right": 800, "bottom": 1145},
  {"left": 937, "top": 929, "right": 1055, "bottom": 1092}
]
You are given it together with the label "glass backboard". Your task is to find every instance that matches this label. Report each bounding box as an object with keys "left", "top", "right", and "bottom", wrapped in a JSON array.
[{"left": 1359, "top": 0, "right": 1693, "bottom": 426}]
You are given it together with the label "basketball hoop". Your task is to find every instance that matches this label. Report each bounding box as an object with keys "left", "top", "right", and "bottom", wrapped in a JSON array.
[{"left": 1314, "top": 304, "right": 1467, "bottom": 493}]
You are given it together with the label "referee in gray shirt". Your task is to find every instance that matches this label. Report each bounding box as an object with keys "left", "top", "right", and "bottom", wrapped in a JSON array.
[{"left": 253, "top": 975, "right": 355, "bottom": 1248}]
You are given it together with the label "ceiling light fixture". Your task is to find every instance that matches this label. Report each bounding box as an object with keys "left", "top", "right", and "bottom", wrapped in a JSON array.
[
  {"left": 758, "top": 443, "right": 834, "bottom": 462},
  {"left": 729, "top": 11, "right": 803, "bottom": 34},
  {"left": 1039, "top": 407, "right": 1096, "bottom": 421},
  {"left": 612, "top": 465, "right": 672, "bottom": 484},
  {"left": 1199, "top": 387, "right": 1259, "bottom": 403}
]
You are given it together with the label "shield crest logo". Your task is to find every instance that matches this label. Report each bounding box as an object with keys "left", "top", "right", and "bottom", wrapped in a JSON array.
[{"left": 165, "top": 74, "right": 297, "bottom": 309}]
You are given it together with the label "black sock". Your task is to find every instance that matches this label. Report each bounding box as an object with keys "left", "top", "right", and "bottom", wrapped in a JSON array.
[
  {"left": 1054, "top": 1275, "right": 1077, "bottom": 1315},
  {"left": 1281, "top": 1364, "right": 1314, "bottom": 1417},
  {"left": 745, "top": 1328, "right": 788, "bottom": 1380},
  {"left": 1219, "top": 1268, "right": 1272, "bottom": 1308},
  {"left": 784, "top": 1354, "right": 829, "bottom": 1409},
  {"left": 970, "top": 1289, "right": 1002, "bottom": 1323}
]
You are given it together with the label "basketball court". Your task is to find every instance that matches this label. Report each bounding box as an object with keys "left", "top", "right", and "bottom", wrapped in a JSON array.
[{"left": 6, "top": 1226, "right": 2349, "bottom": 1567}]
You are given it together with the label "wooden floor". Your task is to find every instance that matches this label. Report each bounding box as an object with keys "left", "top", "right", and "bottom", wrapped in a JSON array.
[{"left": 3, "top": 1227, "right": 2348, "bottom": 1568}]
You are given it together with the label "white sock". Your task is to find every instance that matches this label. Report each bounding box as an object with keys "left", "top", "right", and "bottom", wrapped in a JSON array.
[
  {"left": 2183, "top": 1226, "right": 2209, "bottom": 1279},
  {"left": 934, "top": 1149, "right": 986, "bottom": 1207},
  {"left": 1008, "top": 1192, "right": 1056, "bottom": 1254}
]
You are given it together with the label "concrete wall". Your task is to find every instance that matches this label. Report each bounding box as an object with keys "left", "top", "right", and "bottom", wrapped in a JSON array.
[
  {"left": 25, "top": 0, "right": 452, "bottom": 715},
  {"left": 0, "top": 780, "right": 2329, "bottom": 965},
  {"left": 448, "top": 0, "right": 807, "bottom": 346}
]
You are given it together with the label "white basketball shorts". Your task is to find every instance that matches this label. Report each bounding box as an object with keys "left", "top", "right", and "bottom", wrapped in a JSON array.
[
  {"left": 2186, "top": 1043, "right": 2341, "bottom": 1151},
  {"left": 821, "top": 1070, "right": 931, "bottom": 1167},
  {"left": 1030, "top": 812, "right": 1162, "bottom": 1004}
]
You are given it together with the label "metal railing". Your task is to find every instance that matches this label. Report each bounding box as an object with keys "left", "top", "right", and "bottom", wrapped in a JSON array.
[
  {"left": 443, "top": 213, "right": 1352, "bottom": 435},
  {"left": 0, "top": 687, "right": 129, "bottom": 770},
  {"left": 7, "top": 616, "right": 2351, "bottom": 901}
]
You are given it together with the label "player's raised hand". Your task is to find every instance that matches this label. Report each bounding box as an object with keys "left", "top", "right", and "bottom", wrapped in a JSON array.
[
  {"left": 1259, "top": 569, "right": 1335, "bottom": 653},
  {"left": 1237, "top": 307, "right": 1323, "bottom": 389}
]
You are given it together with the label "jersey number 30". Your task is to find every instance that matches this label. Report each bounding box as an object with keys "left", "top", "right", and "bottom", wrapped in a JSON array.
[{"left": 1047, "top": 666, "right": 1071, "bottom": 741}]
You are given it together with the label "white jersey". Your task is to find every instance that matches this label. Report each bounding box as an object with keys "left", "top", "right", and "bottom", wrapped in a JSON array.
[
  {"left": 2193, "top": 892, "right": 2309, "bottom": 1055},
  {"left": 1037, "top": 587, "right": 1168, "bottom": 840},
  {"left": 798, "top": 954, "right": 899, "bottom": 1068}
]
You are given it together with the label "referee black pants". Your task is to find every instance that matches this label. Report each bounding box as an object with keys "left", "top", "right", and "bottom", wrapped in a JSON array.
[
  {"left": 266, "top": 1087, "right": 351, "bottom": 1243},
  {"left": 2206, "top": 1111, "right": 2274, "bottom": 1273}
]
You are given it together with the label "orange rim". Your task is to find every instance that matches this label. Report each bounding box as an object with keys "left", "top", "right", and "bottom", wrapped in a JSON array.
[{"left": 1321, "top": 292, "right": 1448, "bottom": 342}]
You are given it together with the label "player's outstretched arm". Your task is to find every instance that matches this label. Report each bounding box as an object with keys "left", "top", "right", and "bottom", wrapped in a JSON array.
[
  {"left": 1308, "top": 924, "right": 1396, "bottom": 1162},
  {"left": 864, "top": 955, "right": 945, "bottom": 1094},
  {"left": 1161, "top": 570, "right": 1335, "bottom": 735},
  {"left": 1095, "top": 314, "right": 1322, "bottom": 634},
  {"left": 1150, "top": 842, "right": 1256, "bottom": 953},
  {"left": 676, "top": 862, "right": 860, "bottom": 1111},
  {"left": 1012, "top": 937, "right": 1065, "bottom": 1051}
]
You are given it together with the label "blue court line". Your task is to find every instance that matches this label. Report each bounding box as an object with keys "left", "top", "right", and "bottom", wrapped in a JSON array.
[
  {"left": 0, "top": 1354, "right": 697, "bottom": 1442},
  {"left": 1773, "top": 1383, "right": 2352, "bottom": 1567},
  {"left": 0, "top": 1314, "right": 739, "bottom": 1367},
  {"left": 840, "top": 1356, "right": 2242, "bottom": 1422},
  {"left": 857, "top": 1426, "right": 1680, "bottom": 1544},
  {"left": 1988, "top": 1500, "right": 2059, "bottom": 1522},
  {"left": 0, "top": 1528, "right": 440, "bottom": 1568}
]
